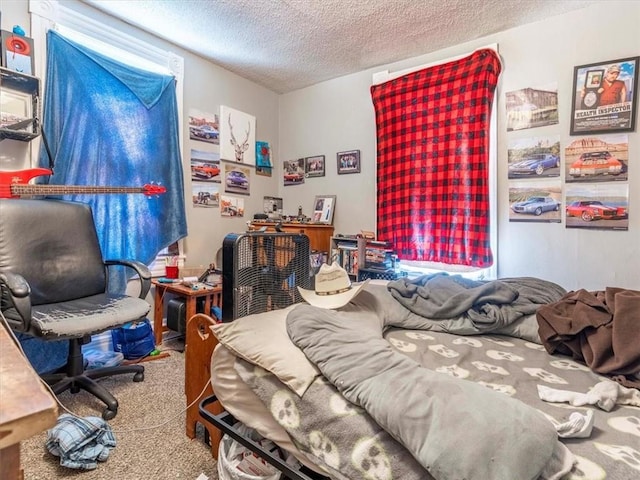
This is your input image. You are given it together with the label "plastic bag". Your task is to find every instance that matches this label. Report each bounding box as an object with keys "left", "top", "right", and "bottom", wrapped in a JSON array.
[
  {"left": 84, "top": 350, "right": 124, "bottom": 369},
  {"left": 217, "top": 423, "right": 281, "bottom": 480}
]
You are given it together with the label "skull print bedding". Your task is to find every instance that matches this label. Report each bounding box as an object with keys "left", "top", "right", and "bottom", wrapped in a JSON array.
[{"left": 207, "top": 278, "right": 640, "bottom": 480}]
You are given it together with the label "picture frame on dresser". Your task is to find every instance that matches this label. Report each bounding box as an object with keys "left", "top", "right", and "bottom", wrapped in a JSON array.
[{"left": 312, "top": 195, "right": 336, "bottom": 224}]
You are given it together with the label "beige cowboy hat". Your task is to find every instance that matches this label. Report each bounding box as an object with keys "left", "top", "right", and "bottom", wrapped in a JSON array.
[{"left": 298, "top": 262, "right": 370, "bottom": 309}]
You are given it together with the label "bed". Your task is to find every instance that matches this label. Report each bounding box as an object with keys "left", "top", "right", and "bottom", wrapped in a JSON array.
[{"left": 187, "top": 276, "right": 640, "bottom": 480}]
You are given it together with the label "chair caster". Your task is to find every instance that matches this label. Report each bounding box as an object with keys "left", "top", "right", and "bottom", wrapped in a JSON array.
[
  {"left": 133, "top": 372, "right": 145, "bottom": 382},
  {"left": 102, "top": 408, "right": 117, "bottom": 421}
]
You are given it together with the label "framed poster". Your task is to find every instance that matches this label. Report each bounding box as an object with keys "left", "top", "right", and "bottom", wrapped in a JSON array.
[
  {"left": 570, "top": 56, "right": 639, "bottom": 135},
  {"left": 305, "top": 155, "right": 325, "bottom": 178},
  {"left": 337, "top": 150, "right": 360, "bottom": 174}
]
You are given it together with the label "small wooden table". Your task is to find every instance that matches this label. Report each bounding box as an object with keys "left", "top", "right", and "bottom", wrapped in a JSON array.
[
  {"left": 0, "top": 325, "right": 58, "bottom": 480},
  {"left": 152, "top": 280, "right": 222, "bottom": 345}
]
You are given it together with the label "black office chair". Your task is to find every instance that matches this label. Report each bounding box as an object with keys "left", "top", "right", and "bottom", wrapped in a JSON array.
[{"left": 0, "top": 198, "right": 152, "bottom": 420}]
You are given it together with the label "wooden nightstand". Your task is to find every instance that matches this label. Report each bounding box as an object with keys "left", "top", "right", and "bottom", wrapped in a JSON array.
[{"left": 152, "top": 280, "right": 221, "bottom": 346}]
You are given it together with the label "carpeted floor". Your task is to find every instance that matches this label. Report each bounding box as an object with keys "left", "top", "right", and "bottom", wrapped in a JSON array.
[{"left": 20, "top": 337, "right": 219, "bottom": 480}]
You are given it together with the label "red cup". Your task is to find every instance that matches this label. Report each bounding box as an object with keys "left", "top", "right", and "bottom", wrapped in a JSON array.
[{"left": 165, "top": 266, "right": 179, "bottom": 279}]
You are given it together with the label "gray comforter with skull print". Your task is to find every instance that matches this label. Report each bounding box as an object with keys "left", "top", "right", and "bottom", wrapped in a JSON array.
[{"left": 286, "top": 284, "right": 572, "bottom": 480}]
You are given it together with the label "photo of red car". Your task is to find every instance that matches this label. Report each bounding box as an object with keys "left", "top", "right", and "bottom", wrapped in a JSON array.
[
  {"left": 283, "top": 172, "right": 304, "bottom": 183},
  {"left": 191, "top": 163, "right": 220, "bottom": 179},
  {"left": 565, "top": 200, "right": 628, "bottom": 222},
  {"left": 568, "top": 151, "right": 624, "bottom": 178}
]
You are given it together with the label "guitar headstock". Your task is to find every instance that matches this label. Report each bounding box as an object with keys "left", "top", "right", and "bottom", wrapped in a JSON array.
[{"left": 142, "top": 184, "right": 167, "bottom": 196}]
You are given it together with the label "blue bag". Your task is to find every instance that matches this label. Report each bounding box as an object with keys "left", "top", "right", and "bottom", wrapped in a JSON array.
[{"left": 111, "top": 319, "right": 156, "bottom": 359}]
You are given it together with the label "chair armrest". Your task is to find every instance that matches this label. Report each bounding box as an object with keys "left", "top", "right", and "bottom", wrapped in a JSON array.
[
  {"left": 0, "top": 271, "right": 32, "bottom": 332},
  {"left": 105, "top": 260, "right": 152, "bottom": 298}
]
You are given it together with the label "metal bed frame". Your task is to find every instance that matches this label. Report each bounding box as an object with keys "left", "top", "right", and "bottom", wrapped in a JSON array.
[{"left": 199, "top": 395, "right": 330, "bottom": 480}]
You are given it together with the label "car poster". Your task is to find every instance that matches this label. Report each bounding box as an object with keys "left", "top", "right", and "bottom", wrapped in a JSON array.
[
  {"left": 508, "top": 181, "right": 562, "bottom": 223},
  {"left": 570, "top": 56, "right": 639, "bottom": 135},
  {"left": 565, "top": 183, "right": 629, "bottom": 231},
  {"left": 192, "top": 183, "right": 219, "bottom": 209},
  {"left": 505, "top": 83, "right": 558, "bottom": 132},
  {"left": 283, "top": 158, "right": 305, "bottom": 186},
  {"left": 220, "top": 195, "right": 244, "bottom": 218},
  {"left": 223, "top": 163, "right": 251, "bottom": 196},
  {"left": 190, "top": 149, "right": 221, "bottom": 183},
  {"left": 564, "top": 134, "right": 628, "bottom": 184},
  {"left": 507, "top": 135, "right": 561, "bottom": 179},
  {"left": 188, "top": 108, "right": 219, "bottom": 145}
]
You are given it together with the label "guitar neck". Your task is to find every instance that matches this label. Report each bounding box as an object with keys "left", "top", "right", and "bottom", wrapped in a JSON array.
[
  {"left": 10, "top": 185, "right": 146, "bottom": 196},
  {"left": 0, "top": 169, "right": 166, "bottom": 198}
]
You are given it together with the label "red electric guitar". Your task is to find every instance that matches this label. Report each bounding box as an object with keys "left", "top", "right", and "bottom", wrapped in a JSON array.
[{"left": 0, "top": 168, "right": 166, "bottom": 198}]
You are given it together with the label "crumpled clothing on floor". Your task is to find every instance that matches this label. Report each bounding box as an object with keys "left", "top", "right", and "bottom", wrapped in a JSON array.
[{"left": 46, "top": 413, "right": 116, "bottom": 470}]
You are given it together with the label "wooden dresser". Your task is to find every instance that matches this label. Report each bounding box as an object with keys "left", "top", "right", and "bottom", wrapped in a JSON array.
[{"left": 249, "top": 222, "right": 334, "bottom": 253}]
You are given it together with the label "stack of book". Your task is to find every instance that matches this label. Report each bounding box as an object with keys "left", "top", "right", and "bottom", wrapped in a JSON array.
[{"left": 364, "top": 241, "right": 394, "bottom": 270}]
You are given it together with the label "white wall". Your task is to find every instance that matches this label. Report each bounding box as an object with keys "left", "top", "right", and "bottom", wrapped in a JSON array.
[{"left": 278, "top": 1, "right": 640, "bottom": 291}]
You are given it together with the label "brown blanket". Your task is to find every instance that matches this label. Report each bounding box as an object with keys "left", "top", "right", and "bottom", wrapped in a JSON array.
[{"left": 537, "top": 287, "right": 640, "bottom": 387}]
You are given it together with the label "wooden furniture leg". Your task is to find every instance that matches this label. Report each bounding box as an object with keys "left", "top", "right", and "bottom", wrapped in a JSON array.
[
  {"left": 185, "top": 297, "right": 197, "bottom": 330},
  {"left": 185, "top": 313, "right": 223, "bottom": 457},
  {"left": 153, "top": 283, "right": 165, "bottom": 346},
  {"left": 0, "top": 444, "right": 21, "bottom": 480}
]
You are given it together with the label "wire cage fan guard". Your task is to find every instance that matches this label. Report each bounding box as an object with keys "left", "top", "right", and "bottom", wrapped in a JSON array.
[{"left": 222, "top": 232, "right": 311, "bottom": 321}]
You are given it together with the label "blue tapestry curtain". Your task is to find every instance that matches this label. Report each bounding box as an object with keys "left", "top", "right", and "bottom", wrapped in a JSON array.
[{"left": 39, "top": 30, "right": 187, "bottom": 292}]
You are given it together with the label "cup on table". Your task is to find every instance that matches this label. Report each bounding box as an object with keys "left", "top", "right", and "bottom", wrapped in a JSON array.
[{"left": 165, "top": 266, "right": 179, "bottom": 279}]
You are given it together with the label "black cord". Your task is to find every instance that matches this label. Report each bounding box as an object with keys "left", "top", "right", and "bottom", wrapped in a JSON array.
[{"left": 40, "top": 126, "right": 55, "bottom": 172}]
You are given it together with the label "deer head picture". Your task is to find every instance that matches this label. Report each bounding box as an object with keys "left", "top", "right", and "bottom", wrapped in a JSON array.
[
  {"left": 229, "top": 114, "right": 250, "bottom": 162},
  {"left": 220, "top": 106, "right": 256, "bottom": 166}
]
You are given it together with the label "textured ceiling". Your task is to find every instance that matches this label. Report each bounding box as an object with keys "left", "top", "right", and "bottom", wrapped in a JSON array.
[{"left": 82, "top": 0, "right": 596, "bottom": 94}]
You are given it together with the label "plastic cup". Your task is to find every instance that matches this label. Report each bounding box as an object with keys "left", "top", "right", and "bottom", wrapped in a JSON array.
[{"left": 166, "top": 266, "right": 179, "bottom": 279}]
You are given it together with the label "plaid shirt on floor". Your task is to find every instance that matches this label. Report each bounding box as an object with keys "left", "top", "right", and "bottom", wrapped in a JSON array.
[{"left": 46, "top": 413, "right": 116, "bottom": 470}]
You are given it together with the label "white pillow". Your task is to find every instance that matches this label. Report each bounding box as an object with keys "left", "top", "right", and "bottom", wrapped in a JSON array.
[{"left": 211, "top": 305, "right": 320, "bottom": 396}]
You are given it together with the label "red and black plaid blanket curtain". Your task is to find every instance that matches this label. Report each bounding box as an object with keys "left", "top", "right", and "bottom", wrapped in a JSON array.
[{"left": 371, "top": 49, "right": 501, "bottom": 267}]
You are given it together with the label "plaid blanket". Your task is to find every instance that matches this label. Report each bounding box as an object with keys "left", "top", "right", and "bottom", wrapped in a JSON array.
[{"left": 371, "top": 48, "right": 501, "bottom": 267}]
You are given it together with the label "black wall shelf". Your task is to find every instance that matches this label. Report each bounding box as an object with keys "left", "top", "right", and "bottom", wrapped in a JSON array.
[{"left": 0, "top": 67, "right": 41, "bottom": 141}]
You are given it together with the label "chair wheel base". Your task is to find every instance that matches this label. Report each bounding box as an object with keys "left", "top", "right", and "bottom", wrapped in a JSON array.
[
  {"left": 102, "top": 408, "right": 117, "bottom": 421},
  {"left": 133, "top": 372, "right": 144, "bottom": 382}
]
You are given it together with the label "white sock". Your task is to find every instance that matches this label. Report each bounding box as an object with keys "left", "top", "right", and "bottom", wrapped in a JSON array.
[
  {"left": 555, "top": 410, "right": 595, "bottom": 438},
  {"left": 537, "top": 380, "right": 638, "bottom": 412},
  {"left": 537, "top": 384, "right": 597, "bottom": 408},
  {"left": 597, "top": 381, "right": 640, "bottom": 409}
]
